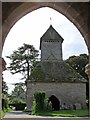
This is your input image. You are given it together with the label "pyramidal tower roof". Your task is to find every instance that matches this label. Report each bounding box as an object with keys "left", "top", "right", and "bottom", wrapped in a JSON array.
[
  {"left": 40, "top": 25, "right": 64, "bottom": 49},
  {"left": 30, "top": 61, "right": 87, "bottom": 83}
]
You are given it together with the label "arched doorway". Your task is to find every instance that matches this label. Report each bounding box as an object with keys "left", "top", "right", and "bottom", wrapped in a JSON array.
[{"left": 49, "top": 95, "right": 60, "bottom": 111}]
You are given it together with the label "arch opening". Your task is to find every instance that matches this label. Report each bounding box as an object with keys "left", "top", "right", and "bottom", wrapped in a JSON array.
[
  {"left": 2, "top": 7, "right": 88, "bottom": 94},
  {"left": 3, "top": 3, "right": 89, "bottom": 112},
  {"left": 49, "top": 95, "right": 60, "bottom": 111}
]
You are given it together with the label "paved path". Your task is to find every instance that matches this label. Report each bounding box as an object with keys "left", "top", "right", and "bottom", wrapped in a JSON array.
[
  {"left": 4, "top": 111, "right": 33, "bottom": 118},
  {"left": 2, "top": 110, "right": 89, "bottom": 120}
]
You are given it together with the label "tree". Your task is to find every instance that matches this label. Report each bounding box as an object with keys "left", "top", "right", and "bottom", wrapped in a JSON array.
[
  {"left": 2, "top": 80, "right": 9, "bottom": 110},
  {"left": 8, "top": 82, "right": 26, "bottom": 110},
  {"left": 10, "top": 82, "right": 26, "bottom": 102},
  {"left": 65, "top": 54, "right": 89, "bottom": 80},
  {"left": 32, "top": 91, "right": 46, "bottom": 114},
  {"left": 65, "top": 54, "right": 89, "bottom": 100},
  {"left": 7, "top": 43, "right": 39, "bottom": 80},
  {"left": 2, "top": 80, "right": 8, "bottom": 95}
]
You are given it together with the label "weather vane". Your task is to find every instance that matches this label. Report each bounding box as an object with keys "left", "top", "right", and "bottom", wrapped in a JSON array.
[{"left": 50, "top": 17, "right": 52, "bottom": 26}]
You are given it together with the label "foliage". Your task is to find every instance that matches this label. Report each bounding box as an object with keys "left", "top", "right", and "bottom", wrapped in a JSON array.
[
  {"left": 1, "top": 110, "right": 5, "bottom": 118},
  {"left": 10, "top": 98, "right": 25, "bottom": 104},
  {"left": 32, "top": 91, "right": 45, "bottom": 114},
  {"left": 2, "top": 80, "right": 8, "bottom": 95},
  {"left": 8, "top": 82, "right": 26, "bottom": 110},
  {"left": 30, "top": 63, "right": 45, "bottom": 80},
  {"left": 32, "top": 91, "right": 50, "bottom": 114},
  {"left": 2, "top": 93, "right": 9, "bottom": 110},
  {"left": 32, "top": 100, "right": 37, "bottom": 114},
  {"left": 10, "top": 82, "right": 26, "bottom": 103},
  {"left": 2, "top": 94, "right": 12, "bottom": 118},
  {"left": 65, "top": 54, "right": 89, "bottom": 80},
  {"left": 2, "top": 80, "right": 9, "bottom": 110},
  {"left": 9, "top": 97, "right": 26, "bottom": 110},
  {"left": 2, "top": 107, "right": 12, "bottom": 118},
  {"left": 7, "top": 43, "right": 39, "bottom": 80},
  {"left": 65, "top": 54, "right": 89, "bottom": 100},
  {"left": 2, "top": 98, "right": 8, "bottom": 110}
]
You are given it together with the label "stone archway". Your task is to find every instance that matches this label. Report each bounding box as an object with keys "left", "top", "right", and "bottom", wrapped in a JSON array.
[
  {"left": 49, "top": 95, "right": 60, "bottom": 111},
  {"left": 1, "top": 2, "right": 90, "bottom": 112},
  {"left": 2, "top": 2, "right": 89, "bottom": 53}
]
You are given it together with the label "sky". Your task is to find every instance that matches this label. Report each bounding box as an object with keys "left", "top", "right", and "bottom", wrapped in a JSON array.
[{"left": 2, "top": 7, "right": 88, "bottom": 94}]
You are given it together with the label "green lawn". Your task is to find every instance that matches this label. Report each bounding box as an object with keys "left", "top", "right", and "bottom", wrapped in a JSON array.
[
  {"left": 1, "top": 107, "right": 12, "bottom": 118},
  {"left": 34, "top": 109, "right": 89, "bottom": 117},
  {"left": 1, "top": 110, "right": 5, "bottom": 118}
]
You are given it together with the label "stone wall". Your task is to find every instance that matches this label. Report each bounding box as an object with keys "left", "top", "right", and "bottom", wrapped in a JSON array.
[
  {"left": 26, "top": 82, "right": 86, "bottom": 111},
  {"left": 41, "top": 41, "right": 62, "bottom": 61}
]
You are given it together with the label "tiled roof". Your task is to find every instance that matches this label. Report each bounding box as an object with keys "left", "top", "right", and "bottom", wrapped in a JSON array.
[
  {"left": 30, "top": 61, "right": 87, "bottom": 83},
  {"left": 40, "top": 25, "right": 64, "bottom": 49}
]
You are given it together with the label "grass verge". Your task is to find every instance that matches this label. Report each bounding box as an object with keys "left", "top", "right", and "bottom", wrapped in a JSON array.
[
  {"left": 1, "top": 107, "right": 12, "bottom": 118},
  {"left": 1, "top": 110, "right": 5, "bottom": 118},
  {"left": 34, "top": 109, "right": 89, "bottom": 117}
]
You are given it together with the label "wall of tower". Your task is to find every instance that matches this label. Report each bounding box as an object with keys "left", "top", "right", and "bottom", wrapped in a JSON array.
[{"left": 41, "top": 41, "right": 62, "bottom": 61}]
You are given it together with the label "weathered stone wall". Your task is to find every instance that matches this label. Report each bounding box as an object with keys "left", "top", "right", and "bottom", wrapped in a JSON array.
[
  {"left": 26, "top": 82, "right": 86, "bottom": 111},
  {"left": 41, "top": 41, "right": 62, "bottom": 61}
]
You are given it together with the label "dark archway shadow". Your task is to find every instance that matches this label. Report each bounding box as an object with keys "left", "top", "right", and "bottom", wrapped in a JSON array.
[{"left": 49, "top": 95, "right": 60, "bottom": 111}]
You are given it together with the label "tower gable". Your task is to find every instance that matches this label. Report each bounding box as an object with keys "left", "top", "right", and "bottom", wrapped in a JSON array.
[{"left": 40, "top": 25, "right": 64, "bottom": 49}]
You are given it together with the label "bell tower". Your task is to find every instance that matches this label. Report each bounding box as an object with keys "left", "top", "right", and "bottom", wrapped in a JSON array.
[{"left": 40, "top": 25, "right": 64, "bottom": 61}]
